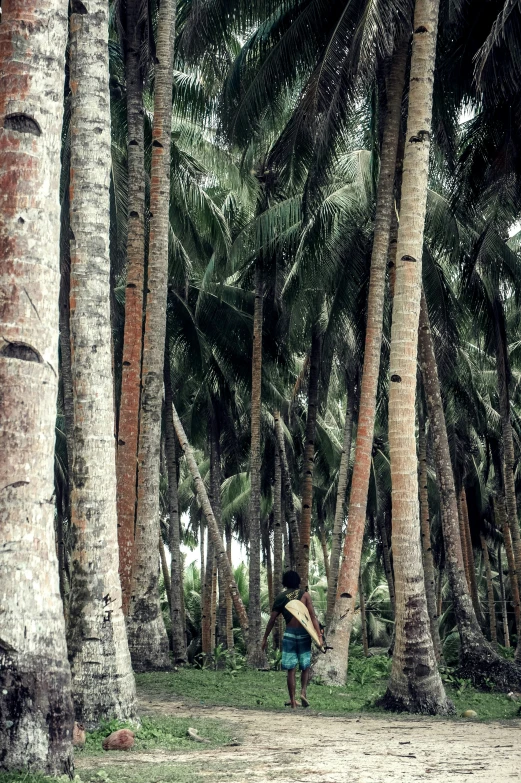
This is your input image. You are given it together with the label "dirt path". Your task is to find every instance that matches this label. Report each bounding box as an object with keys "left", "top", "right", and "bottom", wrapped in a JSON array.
[{"left": 79, "top": 694, "right": 521, "bottom": 782}]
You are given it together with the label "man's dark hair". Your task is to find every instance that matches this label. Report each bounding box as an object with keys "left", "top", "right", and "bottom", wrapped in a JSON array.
[{"left": 282, "top": 570, "right": 301, "bottom": 589}]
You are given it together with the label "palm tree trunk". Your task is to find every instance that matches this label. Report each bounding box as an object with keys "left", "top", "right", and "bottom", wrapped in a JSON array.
[
  {"left": 273, "top": 438, "right": 284, "bottom": 649},
  {"left": 494, "top": 496, "right": 521, "bottom": 638},
  {"left": 126, "top": 0, "right": 175, "bottom": 672},
  {"left": 480, "top": 534, "right": 497, "bottom": 647},
  {"left": 457, "top": 489, "right": 472, "bottom": 590},
  {"left": 418, "top": 404, "right": 442, "bottom": 661},
  {"left": 320, "top": 526, "right": 331, "bottom": 584},
  {"left": 377, "top": 512, "right": 396, "bottom": 613},
  {"left": 247, "top": 259, "right": 267, "bottom": 666},
  {"left": 67, "top": 0, "right": 137, "bottom": 726},
  {"left": 116, "top": 0, "right": 147, "bottom": 617},
  {"left": 226, "top": 528, "right": 235, "bottom": 651},
  {"left": 461, "top": 488, "right": 483, "bottom": 625},
  {"left": 299, "top": 325, "right": 321, "bottom": 586},
  {"left": 497, "top": 544, "right": 510, "bottom": 648},
  {"left": 419, "top": 291, "right": 521, "bottom": 689},
  {"left": 200, "top": 517, "right": 206, "bottom": 593},
  {"left": 201, "top": 535, "right": 214, "bottom": 657},
  {"left": 164, "top": 353, "right": 187, "bottom": 663},
  {"left": 211, "top": 558, "right": 218, "bottom": 651},
  {"left": 315, "top": 41, "right": 408, "bottom": 687},
  {"left": 0, "top": 0, "right": 74, "bottom": 771},
  {"left": 159, "top": 535, "right": 172, "bottom": 611},
  {"left": 171, "top": 402, "right": 250, "bottom": 633},
  {"left": 326, "top": 378, "right": 355, "bottom": 625},
  {"left": 209, "top": 411, "right": 227, "bottom": 651},
  {"left": 275, "top": 410, "right": 300, "bottom": 567},
  {"left": 382, "top": 0, "right": 452, "bottom": 713},
  {"left": 494, "top": 309, "right": 521, "bottom": 624},
  {"left": 359, "top": 572, "right": 369, "bottom": 657},
  {"left": 264, "top": 518, "right": 274, "bottom": 608},
  {"left": 436, "top": 566, "right": 443, "bottom": 618},
  {"left": 283, "top": 516, "right": 292, "bottom": 571}
]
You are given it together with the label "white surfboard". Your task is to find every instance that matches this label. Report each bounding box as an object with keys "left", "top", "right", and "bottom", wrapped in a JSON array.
[{"left": 285, "top": 599, "right": 326, "bottom": 653}]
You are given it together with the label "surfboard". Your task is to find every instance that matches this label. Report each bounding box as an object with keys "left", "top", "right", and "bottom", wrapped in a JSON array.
[{"left": 285, "top": 599, "right": 326, "bottom": 653}]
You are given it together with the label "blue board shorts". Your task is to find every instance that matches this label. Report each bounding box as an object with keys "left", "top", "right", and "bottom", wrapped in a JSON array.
[{"left": 281, "top": 625, "right": 312, "bottom": 671}]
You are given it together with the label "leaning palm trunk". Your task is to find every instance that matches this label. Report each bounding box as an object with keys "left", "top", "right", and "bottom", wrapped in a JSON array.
[
  {"left": 67, "top": 0, "right": 136, "bottom": 728},
  {"left": 126, "top": 0, "right": 175, "bottom": 671},
  {"left": 419, "top": 291, "right": 521, "bottom": 689},
  {"left": 299, "top": 325, "right": 322, "bottom": 586},
  {"left": 418, "top": 406, "right": 442, "bottom": 662},
  {"left": 382, "top": 0, "right": 451, "bottom": 714},
  {"left": 326, "top": 378, "right": 355, "bottom": 625},
  {"left": 480, "top": 534, "right": 497, "bottom": 647},
  {"left": 164, "top": 354, "right": 187, "bottom": 663},
  {"left": 171, "top": 403, "right": 249, "bottom": 633},
  {"left": 275, "top": 410, "right": 300, "bottom": 566},
  {"left": 314, "top": 42, "right": 407, "bottom": 686},
  {"left": 247, "top": 260, "right": 268, "bottom": 666},
  {"left": 116, "top": 0, "right": 148, "bottom": 616},
  {"left": 0, "top": 0, "right": 74, "bottom": 772}
]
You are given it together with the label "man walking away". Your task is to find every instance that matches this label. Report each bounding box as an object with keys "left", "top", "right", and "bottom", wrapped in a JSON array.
[{"left": 262, "top": 570, "right": 323, "bottom": 708}]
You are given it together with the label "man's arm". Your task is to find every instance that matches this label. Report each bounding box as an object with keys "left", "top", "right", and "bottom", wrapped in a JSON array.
[
  {"left": 303, "top": 592, "right": 323, "bottom": 640},
  {"left": 261, "top": 610, "right": 280, "bottom": 651}
]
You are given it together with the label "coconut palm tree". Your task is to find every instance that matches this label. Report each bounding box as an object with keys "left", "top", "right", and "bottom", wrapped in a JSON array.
[
  {"left": 0, "top": 0, "right": 74, "bottom": 772},
  {"left": 66, "top": 0, "right": 137, "bottom": 725},
  {"left": 126, "top": 0, "right": 176, "bottom": 671}
]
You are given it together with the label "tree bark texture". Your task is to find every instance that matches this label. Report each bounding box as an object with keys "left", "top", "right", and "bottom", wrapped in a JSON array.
[
  {"left": 171, "top": 402, "right": 250, "bottom": 633},
  {"left": 247, "top": 260, "right": 268, "bottom": 666},
  {"left": 201, "top": 522, "right": 214, "bottom": 657},
  {"left": 0, "top": 0, "right": 74, "bottom": 772},
  {"left": 159, "top": 535, "right": 171, "bottom": 610},
  {"left": 126, "top": 0, "right": 176, "bottom": 672},
  {"left": 67, "top": 0, "right": 137, "bottom": 728},
  {"left": 116, "top": 0, "right": 148, "bottom": 617},
  {"left": 497, "top": 545, "right": 510, "bottom": 648},
  {"left": 382, "top": 0, "right": 451, "bottom": 714},
  {"left": 273, "top": 434, "right": 284, "bottom": 649},
  {"left": 315, "top": 42, "right": 408, "bottom": 687},
  {"left": 359, "top": 573, "right": 369, "bottom": 657},
  {"left": 418, "top": 406, "right": 442, "bottom": 661},
  {"left": 494, "top": 313, "right": 521, "bottom": 623},
  {"left": 495, "top": 496, "right": 521, "bottom": 637},
  {"left": 275, "top": 409, "right": 300, "bottom": 568},
  {"left": 326, "top": 380, "right": 354, "bottom": 625},
  {"left": 299, "top": 325, "right": 321, "bottom": 586},
  {"left": 456, "top": 489, "right": 471, "bottom": 590},
  {"left": 419, "top": 291, "right": 521, "bottom": 690},
  {"left": 164, "top": 357, "right": 187, "bottom": 662},
  {"left": 480, "top": 534, "right": 497, "bottom": 647}
]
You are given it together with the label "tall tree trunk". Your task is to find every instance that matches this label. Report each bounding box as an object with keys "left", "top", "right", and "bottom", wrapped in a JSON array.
[
  {"left": 494, "top": 308, "right": 521, "bottom": 624},
  {"left": 326, "top": 378, "right": 354, "bottom": 625},
  {"left": 315, "top": 42, "right": 408, "bottom": 687},
  {"left": 264, "top": 518, "right": 274, "bottom": 608},
  {"left": 164, "top": 355, "right": 187, "bottom": 663},
  {"left": 201, "top": 534, "right": 214, "bottom": 657},
  {"left": 275, "top": 410, "right": 300, "bottom": 567},
  {"left": 480, "top": 534, "right": 497, "bottom": 647},
  {"left": 320, "top": 526, "right": 330, "bottom": 584},
  {"left": 418, "top": 404, "right": 442, "bottom": 662},
  {"left": 116, "top": 0, "right": 148, "bottom": 617},
  {"left": 283, "top": 516, "right": 292, "bottom": 570},
  {"left": 273, "top": 434, "right": 284, "bottom": 649},
  {"left": 497, "top": 545, "right": 510, "bottom": 648},
  {"left": 461, "top": 488, "right": 483, "bottom": 625},
  {"left": 67, "top": 0, "right": 136, "bottom": 727},
  {"left": 211, "top": 558, "right": 218, "bottom": 651},
  {"left": 0, "top": 0, "right": 74, "bottom": 771},
  {"left": 456, "top": 489, "right": 472, "bottom": 590},
  {"left": 419, "top": 291, "right": 521, "bottom": 689},
  {"left": 495, "top": 496, "right": 521, "bottom": 638},
  {"left": 159, "top": 535, "right": 171, "bottom": 609},
  {"left": 436, "top": 566, "right": 443, "bottom": 618},
  {"left": 359, "top": 572, "right": 369, "bottom": 657},
  {"left": 247, "top": 259, "right": 267, "bottom": 666},
  {"left": 378, "top": 512, "right": 396, "bottom": 613},
  {"left": 299, "top": 325, "right": 321, "bottom": 586},
  {"left": 226, "top": 528, "right": 235, "bottom": 651},
  {"left": 382, "top": 0, "right": 451, "bottom": 713},
  {"left": 126, "top": 0, "right": 175, "bottom": 671},
  {"left": 200, "top": 516, "right": 206, "bottom": 593},
  {"left": 171, "top": 402, "right": 250, "bottom": 633},
  {"left": 209, "top": 410, "right": 227, "bottom": 650}
]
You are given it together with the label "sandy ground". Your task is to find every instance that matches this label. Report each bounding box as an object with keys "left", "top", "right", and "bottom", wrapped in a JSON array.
[{"left": 78, "top": 694, "right": 521, "bottom": 782}]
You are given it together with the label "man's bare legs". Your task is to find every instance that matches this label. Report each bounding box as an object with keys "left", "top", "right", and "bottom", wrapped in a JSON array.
[
  {"left": 301, "top": 667, "right": 310, "bottom": 706},
  {"left": 286, "top": 668, "right": 297, "bottom": 708}
]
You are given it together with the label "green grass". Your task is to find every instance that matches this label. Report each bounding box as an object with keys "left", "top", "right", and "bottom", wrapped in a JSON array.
[{"left": 137, "top": 648, "right": 521, "bottom": 721}]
